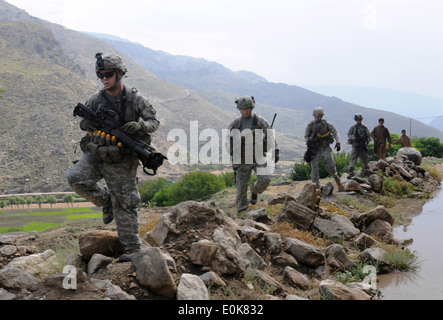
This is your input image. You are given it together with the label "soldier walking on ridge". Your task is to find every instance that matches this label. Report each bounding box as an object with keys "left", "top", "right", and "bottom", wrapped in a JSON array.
[
  {"left": 304, "top": 107, "right": 344, "bottom": 191},
  {"left": 227, "top": 96, "right": 279, "bottom": 213},
  {"left": 66, "top": 53, "right": 159, "bottom": 262},
  {"left": 347, "top": 113, "right": 372, "bottom": 177}
]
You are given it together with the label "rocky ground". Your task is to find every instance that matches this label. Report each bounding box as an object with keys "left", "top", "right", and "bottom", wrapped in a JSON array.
[{"left": 1, "top": 151, "right": 442, "bottom": 301}]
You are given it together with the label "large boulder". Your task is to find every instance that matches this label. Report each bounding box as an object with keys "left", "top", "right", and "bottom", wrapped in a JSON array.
[
  {"left": 397, "top": 147, "right": 422, "bottom": 165},
  {"left": 144, "top": 201, "right": 249, "bottom": 276},
  {"left": 132, "top": 247, "right": 177, "bottom": 299},
  {"left": 78, "top": 230, "right": 124, "bottom": 261},
  {"left": 277, "top": 200, "right": 316, "bottom": 231}
]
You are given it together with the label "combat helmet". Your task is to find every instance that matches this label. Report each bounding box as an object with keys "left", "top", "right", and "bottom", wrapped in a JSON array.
[
  {"left": 313, "top": 107, "right": 325, "bottom": 117},
  {"left": 235, "top": 96, "right": 255, "bottom": 109},
  {"left": 354, "top": 113, "right": 363, "bottom": 121},
  {"left": 95, "top": 52, "right": 128, "bottom": 77}
]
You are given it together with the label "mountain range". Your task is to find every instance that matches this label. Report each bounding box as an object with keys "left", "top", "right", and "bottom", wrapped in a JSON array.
[{"left": 1, "top": 0, "right": 442, "bottom": 194}]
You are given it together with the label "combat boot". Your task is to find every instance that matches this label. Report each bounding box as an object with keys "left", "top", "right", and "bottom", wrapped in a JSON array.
[
  {"left": 334, "top": 175, "right": 345, "bottom": 192},
  {"left": 102, "top": 202, "right": 114, "bottom": 224},
  {"left": 117, "top": 248, "right": 140, "bottom": 263},
  {"left": 250, "top": 192, "right": 258, "bottom": 205}
]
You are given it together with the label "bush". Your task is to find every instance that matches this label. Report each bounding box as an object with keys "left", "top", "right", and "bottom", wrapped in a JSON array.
[
  {"left": 413, "top": 137, "right": 443, "bottom": 158},
  {"left": 381, "top": 176, "right": 416, "bottom": 198},
  {"left": 138, "top": 177, "right": 172, "bottom": 205},
  {"left": 152, "top": 171, "right": 226, "bottom": 207},
  {"left": 290, "top": 152, "right": 354, "bottom": 181}
]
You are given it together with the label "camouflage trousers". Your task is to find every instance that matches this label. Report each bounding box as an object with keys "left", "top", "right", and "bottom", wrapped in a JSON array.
[
  {"left": 235, "top": 163, "right": 271, "bottom": 212},
  {"left": 310, "top": 146, "right": 338, "bottom": 186},
  {"left": 348, "top": 147, "right": 370, "bottom": 175},
  {"left": 66, "top": 152, "right": 141, "bottom": 252}
]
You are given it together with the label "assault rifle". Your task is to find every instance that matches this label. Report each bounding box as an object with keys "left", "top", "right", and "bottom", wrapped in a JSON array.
[
  {"left": 303, "top": 131, "right": 318, "bottom": 163},
  {"left": 73, "top": 103, "right": 167, "bottom": 176}
]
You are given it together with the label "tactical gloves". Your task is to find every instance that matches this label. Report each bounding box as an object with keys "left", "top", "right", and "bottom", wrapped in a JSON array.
[
  {"left": 335, "top": 143, "right": 341, "bottom": 152},
  {"left": 123, "top": 121, "right": 144, "bottom": 135},
  {"left": 274, "top": 149, "right": 280, "bottom": 163},
  {"left": 80, "top": 119, "right": 99, "bottom": 132}
]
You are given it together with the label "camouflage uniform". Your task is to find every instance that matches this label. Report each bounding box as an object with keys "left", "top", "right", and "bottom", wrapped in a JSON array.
[
  {"left": 347, "top": 114, "right": 371, "bottom": 176},
  {"left": 66, "top": 54, "right": 159, "bottom": 257},
  {"left": 304, "top": 107, "right": 343, "bottom": 190},
  {"left": 227, "top": 96, "right": 278, "bottom": 213}
]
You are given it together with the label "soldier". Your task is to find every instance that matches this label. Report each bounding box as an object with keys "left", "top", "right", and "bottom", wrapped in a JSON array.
[
  {"left": 347, "top": 113, "right": 372, "bottom": 177},
  {"left": 371, "top": 118, "right": 392, "bottom": 160},
  {"left": 66, "top": 53, "right": 159, "bottom": 262},
  {"left": 304, "top": 107, "right": 344, "bottom": 191},
  {"left": 227, "top": 96, "right": 279, "bottom": 213}
]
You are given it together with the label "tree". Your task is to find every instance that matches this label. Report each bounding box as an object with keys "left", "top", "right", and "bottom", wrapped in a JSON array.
[
  {"left": 63, "top": 194, "right": 74, "bottom": 208},
  {"left": 46, "top": 195, "right": 57, "bottom": 208},
  {"left": 35, "top": 195, "right": 45, "bottom": 208},
  {"left": 25, "top": 196, "right": 34, "bottom": 209}
]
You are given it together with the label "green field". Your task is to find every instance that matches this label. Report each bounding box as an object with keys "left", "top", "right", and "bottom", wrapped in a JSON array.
[{"left": 0, "top": 207, "right": 101, "bottom": 233}]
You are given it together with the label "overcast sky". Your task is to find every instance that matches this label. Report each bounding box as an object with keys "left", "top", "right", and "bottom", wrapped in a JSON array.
[{"left": 5, "top": 0, "right": 443, "bottom": 99}]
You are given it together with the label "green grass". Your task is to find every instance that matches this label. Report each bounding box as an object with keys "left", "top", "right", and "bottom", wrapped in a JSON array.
[
  {"left": 0, "top": 222, "right": 62, "bottom": 233},
  {"left": 0, "top": 207, "right": 98, "bottom": 234},
  {"left": 66, "top": 213, "right": 102, "bottom": 220}
]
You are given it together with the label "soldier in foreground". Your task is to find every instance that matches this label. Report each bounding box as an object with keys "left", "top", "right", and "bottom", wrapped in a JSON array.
[
  {"left": 66, "top": 53, "right": 159, "bottom": 262},
  {"left": 347, "top": 113, "right": 372, "bottom": 177},
  {"left": 227, "top": 96, "right": 279, "bottom": 213},
  {"left": 304, "top": 107, "right": 344, "bottom": 191}
]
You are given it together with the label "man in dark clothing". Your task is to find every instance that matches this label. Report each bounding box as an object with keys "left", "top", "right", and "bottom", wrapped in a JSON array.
[{"left": 371, "top": 118, "right": 392, "bottom": 160}]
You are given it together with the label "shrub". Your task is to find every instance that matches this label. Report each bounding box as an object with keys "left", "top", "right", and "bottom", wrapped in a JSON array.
[
  {"left": 138, "top": 177, "right": 172, "bottom": 205},
  {"left": 381, "top": 176, "right": 416, "bottom": 198},
  {"left": 152, "top": 171, "right": 226, "bottom": 207},
  {"left": 413, "top": 137, "right": 443, "bottom": 158},
  {"left": 290, "top": 152, "right": 354, "bottom": 181}
]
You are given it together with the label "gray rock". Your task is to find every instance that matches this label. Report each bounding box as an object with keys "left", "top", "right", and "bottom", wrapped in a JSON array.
[
  {"left": 284, "top": 237, "right": 325, "bottom": 268},
  {"left": 397, "top": 147, "right": 422, "bottom": 165},
  {"left": 353, "top": 233, "right": 379, "bottom": 250},
  {"left": 90, "top": 278, "right": 136, "bottom": 300},
  {"left": 311, "top": 216, "right": 359, "bottom": 242},
  {"left": 189, "top": 240, "right": 218, "bottom": 266},
  {"left": 0, "top": 245, "right": 17, "bottom": 256},
  {"left": 319, "top": 279, "right": 371, "bottom": 300},
  {"left": 325, "top": 244, "right": 354, "bottom": 271},
  {"left": 268, "top": 193, "right": 297, "bottom": 206},
  {"left": 240, "top": 243, "right": 266, "bottom": 270},
  {"left": 284, "top": 266, "right": 310, "bottom": 290},
  {"left": 364, "top": 219, "right": 395, "bottom": 244},
  {"left": 199, "top": 271, "right": 226, "bottom": 287},
  {"left": 361, "top": 247, "right": 392, "bottom": 273},
  {"left": 7, "top": 249, "right": 58, "bottom": 276},
  {"left": 177, "top": 273, "right": 209, "bottom": 300},
  {"left": 78, "top": 230, "right": 124, "bottom": 261},
  {"left": 132, "top": 247, "right": 177, "bottom": 299},
  {"left": 277, "top": 200, "right": 316, "bottom": 231},
  {"left": 350, "top": 205, "right": 394, "bottom": 229},
  {"left": 0, "top": 267, "right": 40, "bottom": 290},
  {"left": 0, "top": 232, "right": 30, "bottom": 245},
  {"left": 87, "top": 253, "right": 114, "bottom": 275},
  {"left": 0, "top": 287, "right": 16, "bottom": 300},
  {"left": 297, "top": 183, "right": 318, "bottom": 210}
]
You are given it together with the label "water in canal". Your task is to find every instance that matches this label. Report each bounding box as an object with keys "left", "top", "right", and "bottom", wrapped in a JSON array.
[{"left": 378, "top": 182, "right": 443, "bottom": 300}]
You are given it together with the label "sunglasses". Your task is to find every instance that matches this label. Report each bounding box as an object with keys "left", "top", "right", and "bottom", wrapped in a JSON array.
[{"left": 98, "top": 71, "right": 115, "bottom": 79}]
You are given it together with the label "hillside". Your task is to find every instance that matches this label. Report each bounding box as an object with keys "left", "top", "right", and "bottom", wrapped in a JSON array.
[
  {"left": 95, "top": 35, "right": 443, "bottom": 141},
  {"left": 0, "top": 0, "right": 301, "bottom": 194}
]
